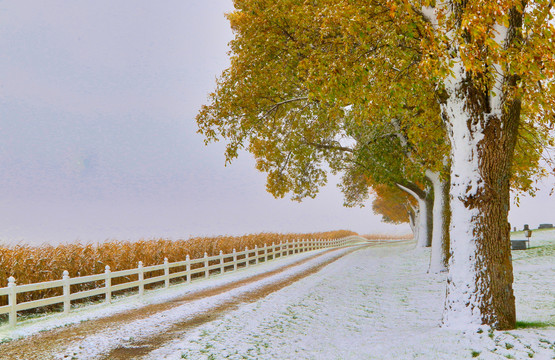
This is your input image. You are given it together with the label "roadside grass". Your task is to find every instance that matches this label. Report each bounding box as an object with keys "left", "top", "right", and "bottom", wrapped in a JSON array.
[
  {"left": 516, "top": 321, "right": 555, "bottom": 329},
  {"left": 512, "top": 242, "right": 555, "bottom": 260}
]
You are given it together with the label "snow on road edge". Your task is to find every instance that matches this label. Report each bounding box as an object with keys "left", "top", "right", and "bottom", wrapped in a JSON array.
[
  {"left": 143, "top": 236, "right": 555, "bottom": 360},
  {"left": 0, "top": 244, "right": 361, "bottom": 343},
  {"left": 50, "top": 245, "right": 363, "bottom": 359}
]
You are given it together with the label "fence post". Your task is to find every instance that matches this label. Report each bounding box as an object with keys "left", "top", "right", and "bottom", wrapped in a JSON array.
[
  {"left": 264, "top": 243, "right": 268, "bottom": 262},
  {"left": 63, "top": 270, "right": 70, "bottom": 314},
  {"left": 255, "top": 245, "right": 259, "bottom": 265},
  {"left": 186, "top": 255, "right": 191, "bottom": 283},
  {"left": 245, "top": 246, "right": 249, "bottom": 268},
  {"left": 138, "top": 261, "right": 144, "bottom": 296},
  {"left": 219, "top": 250, "right": 225, "bottom": 274},
  {"left": 164, "top": 258, "right": 170, "bottom": 288},
  {"left": 232, "top": 249, "right": 237, "bottom": 271},
  {"left": 271, "top": 242, "right": 275, "bottom": 260},
  {"left": 7, "top": 276, "right": 16, "bottom": 327},
  {"left": 204, "top": 252, "right": 209, "bottom": 278},
  {"left": 105, "top": 266, "right": 111, "bottom": 304}
]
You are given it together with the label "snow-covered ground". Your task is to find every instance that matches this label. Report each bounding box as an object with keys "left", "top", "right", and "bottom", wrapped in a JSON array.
[
  {"left": 0, "top": 247, "right": 344, "bottom": 342},
  {"left": 1, "top": 233, "right": 554, "bottom": 359},
  {"left": 147, "top": 234, "right": 555, "bottom": 360}
]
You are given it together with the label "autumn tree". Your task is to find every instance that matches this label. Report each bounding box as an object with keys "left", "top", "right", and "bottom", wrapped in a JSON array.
[
  {"left": 337, "top": 119, "right": 438, "bottom": 250},
  {"left": 197, "top": 0, "right": 555, "bottom": 329},
  {"left": 197, "top": 0, "right": 449, "bottom": 255},
  {"left": 371, "top": 184, "right": 415, "bottom": 225},
  {"left": 407, "top": 1, "right": 555, "bottom": 329}
]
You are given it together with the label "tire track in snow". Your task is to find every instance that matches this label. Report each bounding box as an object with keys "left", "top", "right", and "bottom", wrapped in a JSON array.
[
  {"left": 0, "top": 243, "right": 369, "bottom": 360},
  {"left": 104, "top": 245, "right": 367, "bottom": 360}
]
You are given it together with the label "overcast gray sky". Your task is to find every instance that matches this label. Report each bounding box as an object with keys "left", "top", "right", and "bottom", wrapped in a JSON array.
[{"left": 0, "top": 1, "right": 552, "bottom": 245}]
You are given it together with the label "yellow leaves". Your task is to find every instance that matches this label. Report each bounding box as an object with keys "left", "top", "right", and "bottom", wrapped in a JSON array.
[
  {"left": 226, "top": 10, "right": 247, "bottom": 31},
  {"left": 199, "top": 0, "right": 554, "bottom": 208},
  {"left": 389, "top": 3, "right": 397, "bottom": 18}
]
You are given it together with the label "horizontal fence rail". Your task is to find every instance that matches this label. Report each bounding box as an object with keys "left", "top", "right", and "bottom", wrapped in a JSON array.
[{"left": 0, "top": 237, "right": 364, "bottom": 328}]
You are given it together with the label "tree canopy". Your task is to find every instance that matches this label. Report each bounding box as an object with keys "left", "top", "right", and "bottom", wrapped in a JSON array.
[{"left": 197, "top": 0, "right": 555, "bottom": 329}]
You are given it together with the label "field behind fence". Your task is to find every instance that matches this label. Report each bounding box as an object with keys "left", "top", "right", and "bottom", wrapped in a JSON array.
[{"left": 0, "top": 231, "right": 357, "bottom": 324}]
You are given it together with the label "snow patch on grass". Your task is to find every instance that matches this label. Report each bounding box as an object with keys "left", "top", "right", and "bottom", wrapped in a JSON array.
[{"left": 147, "top": 236, "right": 555, "bottom": 360}]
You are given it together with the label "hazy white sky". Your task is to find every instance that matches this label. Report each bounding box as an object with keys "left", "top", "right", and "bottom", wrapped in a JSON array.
[{"left": 0, "top": 1, "right": 552, "bottom": 245}]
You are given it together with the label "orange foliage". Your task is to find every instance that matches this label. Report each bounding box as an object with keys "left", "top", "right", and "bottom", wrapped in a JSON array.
[{"left": 371, "top": 184, "right": 415, "bottom": 224}]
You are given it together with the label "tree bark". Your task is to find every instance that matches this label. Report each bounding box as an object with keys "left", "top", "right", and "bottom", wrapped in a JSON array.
[
  {"left": 425, "top": 170, "right": 448, "bottom": 273},
  {"left": 424, "top": 189, "right": 433, "bottom": 248},
  {"left": 441, "top": 170, "right": 451, "bottom": 270},
  {"left": 440, "top": 59, "right": 518, "bottom": 330},
  {"left": 408, "top": 206, "right": 417, "bottom": 238},
  {"left": 397, "top": 182, "right": 431, "bottom": 248}
]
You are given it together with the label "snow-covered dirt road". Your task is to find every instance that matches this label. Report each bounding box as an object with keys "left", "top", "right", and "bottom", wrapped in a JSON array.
[
  {"left": 1, "top": 234, "right": 554, "bottom": 359},
  {"left": 0, "top": 243, "right": 369, "bottom": 359},
  {"left": 144, "top": 239, "right": 555, "bottom": 360}
]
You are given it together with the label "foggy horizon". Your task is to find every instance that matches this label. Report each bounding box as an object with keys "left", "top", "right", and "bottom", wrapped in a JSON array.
[{"left": 0, "top": 1, "right": 552, "bottom": 246}]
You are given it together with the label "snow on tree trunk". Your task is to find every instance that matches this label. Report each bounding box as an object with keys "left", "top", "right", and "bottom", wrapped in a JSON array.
[
  {"left": 397, "top": 184, "right": 430, "bottom": 248},
  {"left": 441, "top": 57, "right": 517, "bottom": 330},
  {"left": 417, "top": 197, "right": 429, "bottom": 248},
  {"left": 426, "top": 170, "right": 447, "bottom": 273}
]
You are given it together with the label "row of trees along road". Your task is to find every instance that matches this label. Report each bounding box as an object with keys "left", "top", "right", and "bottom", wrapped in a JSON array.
[{"left": 197, "top": 0, "right": 555, "bottom": 330}]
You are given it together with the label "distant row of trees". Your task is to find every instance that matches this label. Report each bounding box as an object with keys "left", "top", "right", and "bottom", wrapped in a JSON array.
[{"left": 197, "top": 0, "right": 554, "bottom": 330}]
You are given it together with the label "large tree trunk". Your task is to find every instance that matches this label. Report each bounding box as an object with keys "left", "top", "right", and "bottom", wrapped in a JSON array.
[
  {"left": 426, "top": 170, "right": 448, "bottom": 273},
  {"left": 440, "top": 58, "right": 518, "bottom": 329},
  {"left": 397, "top": 182, "right": 431, "bottom": 248},
  {"left": 441, "top": 170, "right": 451, "bottom": 270},
  {"left": 408, "top": 205, "right": 418, "bottom": 239},
  {"left": 424, "top": 189, "right": 433, "bottom": 247}
]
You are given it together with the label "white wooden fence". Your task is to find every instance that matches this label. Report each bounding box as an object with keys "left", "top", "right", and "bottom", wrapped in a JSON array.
[{"left": 0, "top": 237, "right": 362, "bottom": 328}]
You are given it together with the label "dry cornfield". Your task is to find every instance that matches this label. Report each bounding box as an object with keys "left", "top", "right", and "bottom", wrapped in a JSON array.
[{"left": 0, "top": 230, "right": 356, "bottom": 312}]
